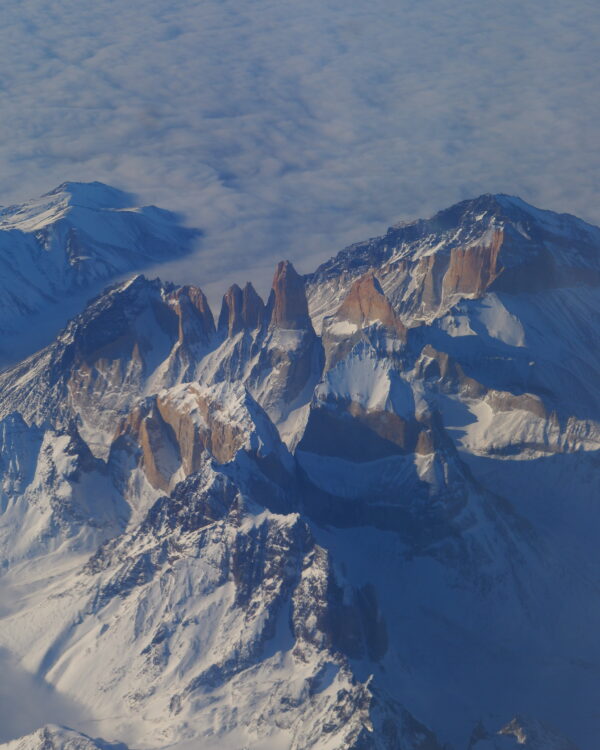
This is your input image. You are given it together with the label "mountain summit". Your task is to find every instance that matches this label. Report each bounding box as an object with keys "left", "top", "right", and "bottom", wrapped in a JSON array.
[
  {"left": 0, "top": 182, "right": 199, "bottom": 352},
  {"left": 307, "top": 193, "right": 600, "bottom": 328}
]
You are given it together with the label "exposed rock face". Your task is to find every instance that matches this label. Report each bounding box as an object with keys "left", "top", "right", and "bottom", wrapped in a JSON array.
[
  {"left": 268, "top": 260, "right": 313, "bottom": 330},
  {"left": 168, "top": 285, "right": 215, "bottom": 348},
  {"left": 415, "top": 345, "right": 488, "bottom": 399},
  {"left": 0, "top": 276, "right": 219, "bottom": 457},
  {"left": 335, "top": 272, "right": 407, "bottom": 337},
  {"left": 321, "top": 274, "right": 406, "bottom": 371},
  {"left": 307, "top": 193, "right": 600, "bottom": 327},
  {"left": 0, "top": 276, "right": 178, "bottom": 457},
  {"left": 218, "top": 282, "right": 265, "bottom": 336},
  {"left": 412, "top": 342, "right": 600, "bottom": 456},
  {"left": 218, "top": 283, "right": 243, "bottom": 336},
  {"left": 442, "top": 228, "right": 504, "bottom": 297},
  {"left": 241, "top": 281, "right": 266, "bottom": 330},
  {"left": 113, "top": 381, "right": 288, "bottom": 492},
  {"left": 226, "top": 262, "right": 325, "bottom": 429}
]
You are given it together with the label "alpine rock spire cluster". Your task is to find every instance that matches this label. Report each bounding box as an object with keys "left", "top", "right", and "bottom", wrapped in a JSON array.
[{"left": 0, "top": 184, "right": 597, "bottom": 750}]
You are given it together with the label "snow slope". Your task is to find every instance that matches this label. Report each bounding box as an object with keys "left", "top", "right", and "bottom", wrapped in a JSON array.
[{"left": 0, "top": 182, "right": 198, "bottom": 362}]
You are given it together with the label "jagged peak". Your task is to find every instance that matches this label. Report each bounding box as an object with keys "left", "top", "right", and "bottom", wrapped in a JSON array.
[
  {"left": 334, "top": 271, "right": 406, "bottom": 337},
  {"left": 241, "top": 281, "right": 265, "bottom": 329},
  {"left": 92, "top": 274, "right": 170, "bottom": 306},
  {"left": 53, "top": 274, "right": 176, "bottom": 355},
  {"left": 309, "top": 192, "right": 600, "bottom": 321},
  {"left": 268, "top": 260, "right": 312, "bottom": 331},
  {"left": 383, "top": 194, "right": 513, "bottom": 240},
  {"left": 169, "top": 284, "right": 216, "bottom": 344},
  {"left": 170, "top": 284, "right": 213, "bottom": 314},
  {"left": 218, "top": 281, "right": 265, "bottom": 336},
  {"left": 218, "top": 283, "right": 244, "bottom": 336}
]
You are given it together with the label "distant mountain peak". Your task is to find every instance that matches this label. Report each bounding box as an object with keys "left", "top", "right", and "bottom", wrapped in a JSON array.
[
  {"left": 0, "top": 725, "right": 130, "bottom": 750},
  {"left": 1, "top": 181, "right": 140, "bottom": 232},
  {"left": 391, "top": 192, "right": 600, "bottom": 248},
  {"left": 43, "top": 180, "right": 138, "bottom": 210},
  {"left": 0, "top": 182, "right": 199, "bottom": 356}
]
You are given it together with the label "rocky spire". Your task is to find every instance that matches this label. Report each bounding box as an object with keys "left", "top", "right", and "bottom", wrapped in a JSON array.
[
  {"left": 218, "top": 282, "right": 265, "bottom": 336},
  {"left": 267, "top": 260, "right": 312, "bottom": 330},
  {"left": 335, "top": 272, "right": 406, "bottom": 337},
  {"left": 241, "top": 282, "right": 265, "bottom": 330},
  {"left": 170, "top": 285, "right": 215, "bottom": 347},
  {"left": 218, "top": 283, "right": 243, "bottom": 336}
]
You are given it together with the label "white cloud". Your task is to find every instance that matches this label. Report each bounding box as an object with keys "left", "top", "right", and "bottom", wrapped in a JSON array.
[{"left": 1, "top": 0, "right": 599, "bottom": 302}]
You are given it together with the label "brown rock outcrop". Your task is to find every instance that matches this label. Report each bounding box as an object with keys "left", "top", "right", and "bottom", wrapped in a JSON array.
[
  {"left": 137, "top": 405, "right": 181, "bottom": 492},
  {"left": 218, "top": 283, "right": 243, "bottom": 336},
  {"left": 156, "top": 387, "right": 247, "bottom": 468},
  {"left": 241, "top": 282, "right": 265, "bottom": 330},
  {"left": 417, "top": 345, "right": 486, "bottom": 398},
  {"left": 168, "top": 285, "right": 215, "bottom": 348},
  {"left": 218, "top": 282, "right": 265, "bottom": 336},
  {"left": 114, "top": 384, "right": 254, "bottom": 491},
  {"left": 485, "top": 389, "right": 547, "bottom": 418},
  {"left": 441, "top": 229, "right": 504, "bottom": 298},
  {"left": 335, "top": 272, "right": 406, "bottom": 338},
  {"left": 383, "top": 229, "right": 504, "bottom": 320},
  {"left": 268, "top": 261, "right": 312, "bottom": 330}
]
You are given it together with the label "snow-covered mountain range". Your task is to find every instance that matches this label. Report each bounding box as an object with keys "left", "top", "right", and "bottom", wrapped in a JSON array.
[
  {"left": 0, "top": 182, "right": 198, "bottom": 362},
  {"left": 0, "top": 187, "right": 597, "bottom": 749}
]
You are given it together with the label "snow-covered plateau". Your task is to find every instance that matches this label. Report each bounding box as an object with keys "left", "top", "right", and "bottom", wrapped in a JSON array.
[{"left": 0, "top": 187, "right": 598, "bottom": 750}]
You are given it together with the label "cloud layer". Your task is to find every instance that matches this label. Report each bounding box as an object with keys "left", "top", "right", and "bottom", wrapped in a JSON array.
[{"left": 2, "top": 0, "right": 599, "bottom": 299}]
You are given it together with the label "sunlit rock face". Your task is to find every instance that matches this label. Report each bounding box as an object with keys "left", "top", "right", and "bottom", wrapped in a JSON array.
[
  {"left": 218, "top": 282, "right": 265, "bottom": 337},
  {"left": 334, "top": 272, "right": 407, "bottom": 337},
  {"left": 307, "top": 193, "right": 600, "bottom": 329},
  {"left": 268, "top": 260, "right": 314, "bottom": 331}
]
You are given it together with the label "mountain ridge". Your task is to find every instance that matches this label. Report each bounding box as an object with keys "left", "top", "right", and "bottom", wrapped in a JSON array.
[
  {"left": 0, "top": 182, "right": 199, "bottom": 365},
  {"left": 307, "top": 192, "right": 600, "bottom": 331},
  {"left": 0, "top": 189, "right": 597, "bottom": 750}
]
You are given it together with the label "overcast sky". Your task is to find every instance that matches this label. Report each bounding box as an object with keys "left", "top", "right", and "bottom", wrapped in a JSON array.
[{"left": 1, "top": 0, "right": 599, "bottom": 298}]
